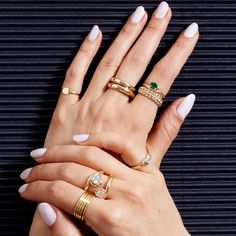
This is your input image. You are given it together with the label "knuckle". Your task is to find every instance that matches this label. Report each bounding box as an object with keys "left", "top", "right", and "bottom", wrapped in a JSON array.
[
  {"left": 126, "top": 185, "right": 145, "bottom": 204},
  {"left": 97, "top": 55, "right": 120, "bottom": 71},
  {"left": 146, "top": 22, "right": 161, "bottom": 34},
  {"left": 59, "top": 164, "right": 74, "bottom": 180},
  {"left": 126, "top": 50, "right": 147, "bottom": 67},
  {"left": 79, "top": 44, "right": 93, "bottom": 57},
  {"left": 121, "top": 23, "right": 135, "bottom": 37},
  {"left": 48, "top": 181, "right": 64, "bottom": 198},
  {"left": 154, "top": 61, "right": 177, "bottom": 80},
  {"left": 174, "top": 40, "right": 187, "bottom": 51},
  {"left": 82, "top": 146, "right": 99, "bottom": 158}
]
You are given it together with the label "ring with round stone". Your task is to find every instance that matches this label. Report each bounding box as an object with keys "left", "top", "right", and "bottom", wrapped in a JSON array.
[
  {"left": 95, "top": 176, "right": 113, "bottom": 199},
  {"left": 132, "top": 153, "right": 153, "bottom": 170},
  {"left": 84, "top": 171, "right": 104, "bottom": 191}
]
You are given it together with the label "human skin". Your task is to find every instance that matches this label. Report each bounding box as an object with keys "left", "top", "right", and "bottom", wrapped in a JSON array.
[
  {"left": 19, "top": 132, "right": 191, "bottom": 236},
  {"left": 23, "top": 1, "right": 199, "bottom": 235}
]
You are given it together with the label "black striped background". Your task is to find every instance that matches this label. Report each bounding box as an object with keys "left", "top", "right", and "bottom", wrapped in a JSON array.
[{"left": 0, "top": 0, "right": 235, "bottom": 235}]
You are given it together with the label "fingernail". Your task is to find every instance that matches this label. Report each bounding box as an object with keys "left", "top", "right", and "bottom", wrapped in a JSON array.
[
  {"left": 155, "top": 1, "right": 169, "bottom": 19},
  {"left": 184, "top": 23, "right": 198, "bottom": 38},
  {"left": 20, "top": 168, "right": 32, "bottom": 180},
  {"left": 88, "top": 25, "right": 100, "bottom": 41},
  {"left": 131, "top": 6, "right": 145, "bottom": 24},
  {"left": 38, "top": 203, "right": 56, "bottom": 226},
  {"left": 73, "top": 134, "right": 90, "bottom": 143},
  {"left": 30, "top": 148, "right": 47, "bottom": 159},
  {"left": 177, "top": 94, "right": 196, "bottom": 120},
  {"left": 19, "top": 183, "right": 28, "bottom": 193}
]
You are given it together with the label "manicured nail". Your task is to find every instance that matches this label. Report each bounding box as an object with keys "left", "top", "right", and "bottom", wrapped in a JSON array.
[
  {"left": 38, "top": 203, "right": 56, "bottom": 226},
  {"left": 19, "top": 184, "right": 28, "bottom": 193},
  {"left": 184, "top": 23, "right": 198, "bottom": 38},
  {"left": 88, "top": 25, "right": 100, "bottom": 41},
  {"left": 73, "top": 134, "right": 90, "bottom": 143},
  {"left": 131, "top": 6, "right": 145, "bottom": 24},
  {"left": 20, "top": 168, "right": 32, "bottom": 180},
  {"left": 155, "top": 1, "right": 169, "bottom": 19},
  {"left": 177, "top": 94, "right": 196, "bottom": 120},
  {"left": 30, "top": 148, "right": 47, "bottom": 159}
]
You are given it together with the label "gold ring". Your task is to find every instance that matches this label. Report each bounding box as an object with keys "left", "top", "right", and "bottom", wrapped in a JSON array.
[
  {"left": 84, "top": 171, "right": 104, "bottom": 191},
  {"left": 74, "top": 191, "right": 94, "bottom": 221},
  {"left": 132, "top": 153, "right": 153, "bottom": 170},
  {"left": 138, "top": 82, "right": 165, "bottom": 107},
  {"left": 111, "top": 77, "right": 136, "bottom": 92},
  {"left": 61, "top": 87, "right": 80, "bottom": 96},
  {"left": 95, "top": 176, "right": 113, "bottom": 199},
  {"left": 108, "top": 83, "right": 135, "bottom": 98}
]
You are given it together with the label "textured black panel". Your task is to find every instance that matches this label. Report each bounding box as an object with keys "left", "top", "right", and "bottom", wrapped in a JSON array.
[{"left": 0, "top": 0, "right": 235, "bottom": 235}]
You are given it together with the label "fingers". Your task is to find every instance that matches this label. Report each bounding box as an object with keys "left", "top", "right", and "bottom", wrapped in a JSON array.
[
  {"left": 30, "top": 145, "right": 130, "bottom": 178},
  {"left": 147, "top": 94, "right": 196, "bottom": 167},
  {"left": 19, "top": 180, "right": 103, "bottom": 221},
  {"left": 37, "top": 203, "right": 87, "bottom": 236},
  {"left": 57, "top": 25, "right": 102, "bottom": 107},
  {"left": 111, "top": 1, "right": 171, "bottom": 102},
  {"left": 20, "top": 163, "right": 123, "bottom": 198},
  {"left": 133, "top": 23, "right": 199, "bottom": 114},
  {"left": 82, "top": 6, "right": 148, "bottom": 102},
  {"left": 73, "top": 132, "right": 147, "bottom": 167}
]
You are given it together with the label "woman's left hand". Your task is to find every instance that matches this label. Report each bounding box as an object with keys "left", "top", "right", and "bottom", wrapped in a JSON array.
[{"left": 19, "top": 132, "right": 190, "bottom": 236}]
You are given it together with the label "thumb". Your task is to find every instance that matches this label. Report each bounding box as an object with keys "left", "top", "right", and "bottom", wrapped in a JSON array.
[
  {"left": 147, "top": 94, "right": 196, "bottom": 168},
  {"left": 36, "top": 202, "right": 86, "bottom": 236}
]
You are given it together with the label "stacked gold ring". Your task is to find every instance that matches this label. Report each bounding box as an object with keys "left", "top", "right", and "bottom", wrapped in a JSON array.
[
  {"left": 138, "top": 82, "right": 165, "bottom": 107},
  {"left": 108, "top": 77, "right": 135, "bottom": 98},
  {"left": 74, "top": 191, "right": 94, "bottom": 221}
]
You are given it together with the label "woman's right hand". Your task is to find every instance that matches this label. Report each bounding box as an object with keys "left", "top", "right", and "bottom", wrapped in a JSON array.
[{"left": 28, "top": 1, "right": 198, "bottom": 235}]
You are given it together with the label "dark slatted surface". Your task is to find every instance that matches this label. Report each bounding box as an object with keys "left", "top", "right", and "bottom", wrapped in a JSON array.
[{"left": 0, "top": 0, "right": 235, "bottom": 235}]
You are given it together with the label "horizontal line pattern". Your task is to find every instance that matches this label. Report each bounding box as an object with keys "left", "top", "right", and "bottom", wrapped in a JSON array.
[{"left": 0, "top": 0, "right": 235, "bottom": 235}]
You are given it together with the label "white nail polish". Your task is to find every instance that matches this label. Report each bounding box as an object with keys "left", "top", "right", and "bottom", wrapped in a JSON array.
[
  {"left": 155, "top": 1, "right": 169, "bottom": 19},
  {"left": 19, "top": 184, "right": 28, "bottom": 193},
  {"left": 177, "top": 94, "right": 196, "bottom": 120},
  {"left": 30, "top": 148, "right": 47, "bottom": 159},
  {"left": 73, "top": 134, "right": 90, "bottom": 143},
  {"left": 20, "top": 168, "right": 32, "bottom": 180},
  {"left": 88, "top": 25, "right": 100, "bottom": 41},
  {"left": 38, "top": 203, "right": 56, "bottom": 226},
  {"left": 184, "top": 23, "right": 198, "bottom": 38},
  {"left": 131, "top": 6, "right": 145, "bottom": 24}
]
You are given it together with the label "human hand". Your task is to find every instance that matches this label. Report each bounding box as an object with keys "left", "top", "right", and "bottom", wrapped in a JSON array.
[
  {"left": 28, "top": 1, "right": 198, "bottom": 235},
  {"left": 20, "top": 133, "right": 190, "bottom": 236}
]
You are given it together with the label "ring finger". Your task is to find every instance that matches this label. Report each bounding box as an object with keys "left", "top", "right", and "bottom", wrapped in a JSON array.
[{"left": 20, "top": 163, "right": 124, "bottom": 199}]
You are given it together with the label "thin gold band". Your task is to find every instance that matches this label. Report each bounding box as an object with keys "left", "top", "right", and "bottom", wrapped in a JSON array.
[
  {"left": 132, "top": 153, "right": 153, "bottom": 170},
  {"left": 74, "top": 191, "right": 94, "bottom": 221},
  {"left": 95, "top": 176, "right": 113, "bottom": 199},
  {"left": 61, "top": 87, "right": 80, "bottom": 96}
]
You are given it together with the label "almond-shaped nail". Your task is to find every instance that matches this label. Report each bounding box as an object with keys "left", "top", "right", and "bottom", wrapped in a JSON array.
[
  {"left": 131, "top": 6, "right": 145, "bottom": 24},
  {"left": 155, "top": 1, "right": 169, "bottom": 19},
  {"left": 19, "top": 183, "right": 28, "bottom": 193},
  {"left": 38, "top": 203, "right": 56, "bottom": 226},
  {"left": 73, "top": 134, "right": 90, "bottom": 143},
  {"left": 88, "top": 25, "right": 100, "bottom": 41},
  {"left": 30, "top": 148, "right": 47, "bottom": 159},
  {"left": 184, "top": 23, "right": 198, "bottom": 38},
  {"left": 20, "top": 168, "right": 32, "bottom": 180},
  {"left": 177, "top": 94, "right": 196, "bottom": 120}
]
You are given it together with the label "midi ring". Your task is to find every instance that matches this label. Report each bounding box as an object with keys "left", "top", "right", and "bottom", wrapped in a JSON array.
[
  {"left": 61, "top": 87, "right": 80, "bottom": 96},
  {"left": 132, "top": 153, "right": 153, "bottom": 170},
  {"left": 138, "top": 82, "right": 165, "bottom": 107},
  {"left": 95, "top": 176, "right": 113, "bottom": 199},
  {"left": 110, "top": 77, "right": 136, "bottom": 92},
  {"left": 74, "top": 191, "right": 94, "bottom": 221},
  {"left": 108, "top": 83, "right": 135, "bottom": 98},
  {"left": 84, "top": 171, "right": 104, "bottom": 191}
]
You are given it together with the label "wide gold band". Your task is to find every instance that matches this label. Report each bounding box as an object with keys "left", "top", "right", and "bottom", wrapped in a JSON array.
[
  {"left": 138, "top": 84, "right": 165, "bottom": 107},
  {"left": 74, "top": 191, "right": 94, "bottom": 221},
  {"left": 111, "top": 77, "right": 136, "bottom": 92},
  {"left": 108, "top": 83, "right": 135, "bottom": 98}
]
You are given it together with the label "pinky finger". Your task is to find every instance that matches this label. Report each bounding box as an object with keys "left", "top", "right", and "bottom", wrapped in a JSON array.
[{"left": 147, "top": 94, "right": 196, "bottom": 167}]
